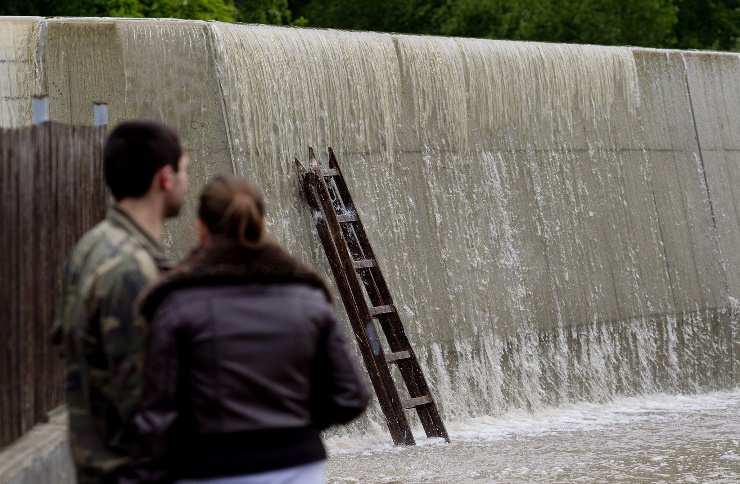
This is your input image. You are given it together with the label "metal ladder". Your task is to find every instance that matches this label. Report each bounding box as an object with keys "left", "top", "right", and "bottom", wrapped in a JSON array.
[{"left": 296, "top": 147, "right": 449, "bottom": 446}]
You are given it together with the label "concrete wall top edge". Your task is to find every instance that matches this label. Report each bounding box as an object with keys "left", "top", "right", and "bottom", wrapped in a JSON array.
[
  {"left": 45, "top": 17, "right": 210, "bottom": 25},
  {"left": 633, "top": 46, "right": 740, "bottom": 58},
  {"left": 0, "top": 16, "right": 43, "bottom": 21}
]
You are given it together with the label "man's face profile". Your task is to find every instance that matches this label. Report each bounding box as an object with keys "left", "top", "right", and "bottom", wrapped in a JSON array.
[{"left": 163, "top": 153, "right": 189, "bottom": 218}]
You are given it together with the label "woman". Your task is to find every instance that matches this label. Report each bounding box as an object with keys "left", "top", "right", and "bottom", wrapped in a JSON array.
[{"left": 134, "top": 176, "right": 369, "bottom": 483}]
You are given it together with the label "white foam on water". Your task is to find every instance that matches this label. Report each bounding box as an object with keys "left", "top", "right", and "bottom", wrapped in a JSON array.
[
  {"left": 327, "top": 389, "right": 740, "bottom": 483},
  {"left": 326, "top": 389, "right": 740, "bottom": 455}
]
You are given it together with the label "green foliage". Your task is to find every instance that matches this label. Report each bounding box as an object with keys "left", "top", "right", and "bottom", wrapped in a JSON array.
[
  {"left": 0, "top": 0, "right": 237, "bottom": 20},
  {"left": 431, "top": 0, "right": 678, "bottom": 47},
  {"left": 49, "top": 0, "right": 145, "bottom": 17},
  {"left": 674, "top": 0, "right": 740, "bottom": 50},
  {"left": 297, "top": 0, "right": 443, "bottom": 34},
  {"left": 0, "top": 0, "right": 48, "bottom": 15},
  {"left": 107, "top": 0, "right": 146, "bottom": 17},
  {"left": 0, "top": 0, "right": 737, "bottom": 50},
  {"left": 235, "top": 0, "right": 292, "bottom": 24},
  {"left": 145, "top": 0, "right": 237, "bottom": 21},
  {"left": 297, "top": 0, "right": 734, "bottom": 50}
]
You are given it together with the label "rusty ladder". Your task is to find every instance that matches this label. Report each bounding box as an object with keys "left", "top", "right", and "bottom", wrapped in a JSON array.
[{"left": 296, "top": 147, "right": 449, "bottom": 446}]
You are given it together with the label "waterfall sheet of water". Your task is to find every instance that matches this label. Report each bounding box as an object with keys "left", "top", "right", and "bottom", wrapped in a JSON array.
[
  {"left": 208, "top": 23, "right": 739, "bottom": 432},
  {"left": 0, "top": 17, "right": 45, "bottom": 126}
]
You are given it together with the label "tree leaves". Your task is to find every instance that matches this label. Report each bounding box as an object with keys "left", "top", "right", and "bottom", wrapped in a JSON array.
[{"left": 1, "top": 0, "right": 737, "bottom": 50}]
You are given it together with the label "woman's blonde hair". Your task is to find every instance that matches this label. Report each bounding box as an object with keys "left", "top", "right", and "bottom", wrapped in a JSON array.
[{"left": 198, "top": 175, "right": 265, "bottom": 247}]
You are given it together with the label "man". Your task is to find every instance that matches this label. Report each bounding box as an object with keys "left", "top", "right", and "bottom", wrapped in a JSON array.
[{"left": 54, "top": 120, "right": 188, "bottom": 483}]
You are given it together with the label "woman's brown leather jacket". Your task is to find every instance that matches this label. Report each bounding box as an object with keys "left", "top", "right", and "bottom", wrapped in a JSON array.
[{"left": 133, "top": 240, "right": 369, "bottom": 482}]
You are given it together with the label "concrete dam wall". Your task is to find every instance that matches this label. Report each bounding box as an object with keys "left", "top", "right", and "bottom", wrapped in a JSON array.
[{"left": 1, "top": 18, "right": 738, "bottom": 426}]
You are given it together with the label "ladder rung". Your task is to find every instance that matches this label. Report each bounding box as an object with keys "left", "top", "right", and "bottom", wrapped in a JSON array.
[
  {"left": 322, "top": 168, "right": 339, "bottom": 177},
  {"left": 368, "top": 305, "right": 395, "bottom": 317},
  {"left": 336, "top": 213, "right": 358, "bottom": 223},
  {"left": 353, "top": 259, "right": 377, "bottom": 269},
  {"left": 403, "top": 395, "right": 432, "bottom": 409},
  {"left": 385, "top": 350, "right": 411, "bottom": 363}
]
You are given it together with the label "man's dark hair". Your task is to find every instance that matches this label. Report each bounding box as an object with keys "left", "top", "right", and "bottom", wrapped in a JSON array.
[{"left": 104, "top": 120, "right": 183, "bottom": 201}]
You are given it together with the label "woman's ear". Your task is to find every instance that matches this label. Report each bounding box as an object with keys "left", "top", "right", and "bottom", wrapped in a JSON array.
[{"left": 196, "top": 218, "right": 210, "bottom": 247}]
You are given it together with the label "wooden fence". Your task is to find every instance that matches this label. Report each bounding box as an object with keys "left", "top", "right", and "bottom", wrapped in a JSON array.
[{"left": 0, "top": 121, "right": 107, "bottom": 448}]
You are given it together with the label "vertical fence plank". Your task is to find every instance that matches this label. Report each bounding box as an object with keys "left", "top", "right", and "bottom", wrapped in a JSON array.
[
  {"left": 11, "top": 127, "right": 23, "bottom": 441},
  {"left": 19, "top": 125, "right": 36, "bottom": 436},
  {"left": 32, "top": 123, "right": 51, "bottom": 423},
  {"left": 50, "top": 123, "right": 64, "bottom": 409},
  {"left": 11, "top": 128, "right": 22, "bottom": 441},
  {"left": 0, "top": 127, "right": 11, "bottom": 445}
]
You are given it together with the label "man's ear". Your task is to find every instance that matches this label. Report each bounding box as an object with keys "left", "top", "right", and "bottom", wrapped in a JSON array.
[{"left": 158, "top": 165, "right": 176, "bottom": 192}]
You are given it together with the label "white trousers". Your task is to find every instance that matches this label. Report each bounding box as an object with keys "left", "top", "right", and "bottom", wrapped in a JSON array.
[{"left": 177, "top": 461, "right": 326, "bottom": 484}]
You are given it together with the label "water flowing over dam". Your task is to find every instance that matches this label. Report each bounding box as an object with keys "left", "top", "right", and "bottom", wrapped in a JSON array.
[{"left": 1, "top": 17, "right": 738, "bottom": 439}]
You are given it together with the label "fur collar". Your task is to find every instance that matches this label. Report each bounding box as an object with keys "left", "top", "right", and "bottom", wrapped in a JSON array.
[{"left": 140, "top": 238, "right": 331, "bottom": 320}]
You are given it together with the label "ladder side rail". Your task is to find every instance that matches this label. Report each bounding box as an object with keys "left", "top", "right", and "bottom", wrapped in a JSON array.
[
  {"left": 325, "top": 155, "right": 434, "bottom": 360},
  {"left": 296, "top": 162, "right": 406, "bottom": 436},
  {"left": 348, "top": 220, "right": 451, "bottom": 441},
  {"left": 324, "top": 151, "right": 410, "bottom": 323},
  {"left": 326, "top": 152, "right": 449, "bottom": 441},
  {"left": 313, "top": 172, "right": 373, "bottom": 325},
  {"left": 325, "top": 178, "right": 438, "bottom": 405},
  {"left": 350, "top": 262, "right": 440, "bottom": 433},
  {"left": 313, "top": 217, "right": 412, "bottom": 445},
  {"left": 324, "top": 157, "right": 402, "bottom": 313},
  {"left": 339, "top": 208, "right": 449, "bottom": 442},
  {"left": 304, "top": 176, "right": 413, "bottom": 446},
  {"left": 327, "top": 148, "right": 352, "bottom": 202},
  {"left": 305, "top": 176, "right": 382, "bottom": 358},
  {"left": 329, "top": 219, "right": 432, "bottom": 399},
  {"left": 375, "top": 314, "right": 448, "bottom": 441},
  {"left": 304, "top": 173, "right": 416, "bottom": 446}
]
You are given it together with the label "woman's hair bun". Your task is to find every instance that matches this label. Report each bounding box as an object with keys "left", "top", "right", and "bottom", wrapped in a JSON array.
[{"left": 198, "top": 175, "right": 266, "bottom": 247}]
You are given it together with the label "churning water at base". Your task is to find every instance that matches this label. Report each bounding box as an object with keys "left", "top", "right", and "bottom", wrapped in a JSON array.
[{"left": 327, "top": 390, "right": 740, "bottom": 483}]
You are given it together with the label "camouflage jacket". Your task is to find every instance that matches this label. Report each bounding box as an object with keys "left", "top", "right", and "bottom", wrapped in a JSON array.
[{"left": 54, "top": 206, "right": 170, "bottom": 483}]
